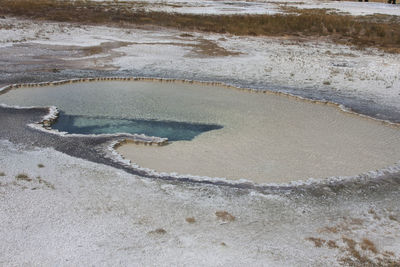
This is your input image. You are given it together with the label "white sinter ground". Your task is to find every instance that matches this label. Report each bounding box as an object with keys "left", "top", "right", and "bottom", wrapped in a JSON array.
[{"left": 1, "top": 140, "right": 400, "bottom": 265}]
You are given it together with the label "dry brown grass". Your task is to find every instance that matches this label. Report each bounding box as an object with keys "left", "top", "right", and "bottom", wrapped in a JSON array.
[
  {"left": 215, "top": 211, "right": 235, "bottom": 222},
  {"left": 350, "top": 218, "right": 365, "bottom": 226},
  {"left": 340, "top": 236, "right": 381, "bottom": 266},
  {"left": 360, "top": 238, "right": 378, "bottom": 254},
  {"left": 342, "top": 237, "right": 359, "bottom": 254},
  {"left": 341, "top": 237, "right": 367, "bottom": 265},
  {"left": 1, "top": 0, "right": 400, "bottom": 52},
  {"left": 180, "top": 33, "right": 194, "bottom": 38},
  {"left": 327, "top": 240, "right": 339, "bottom": 249},
  {"left": 320, "top": 225, "right": 340, "bottom": 234},
  {"left": 37, "top": 176, "right": 55, "bottom": 189},
  {"left": 15, "top": 173, "right": 31, "bottom": 182},
  {"left": 388, "top": 215, "right": 399, "bottom": 222},
  {"left": 148, "top": 228, "right": 167, "bottom": 234},
  {"left": 306, "top": 237, "right": 326, "bottom": 248},
  {"left": 306, "top": 230, "right": 400, "bottom": 266},
  {"left": 191, "top": 39, "right": 241, "bottom": 57},
  {"left": 185, "top": 217, "right": 196, "bottom": 224}
]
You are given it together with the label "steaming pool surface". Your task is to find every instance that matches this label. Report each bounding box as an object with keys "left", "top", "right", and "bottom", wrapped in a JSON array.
[{"left": 1, "top": 80, "right": 400, "bottom": 183}]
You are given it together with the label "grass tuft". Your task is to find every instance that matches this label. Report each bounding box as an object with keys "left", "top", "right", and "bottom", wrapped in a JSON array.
[
  {"left": 360, "top": 238, "right": 378, "bottom": 254},
  {"left": 341, "top": 236, "right": 374, "bottom": 265},
  {"left": 215, "top": 211, "right": 235, "bottom": 222},
  {"left": 388, "top": 215, "right": 399, "bottom": 222},
  {"left": 37, "top": 176, "right": 55, "bottom": 189},
  {"left": 15, "top": 173, "right": 31, "bottom": 182},
  {"left": 185, "top": 217, "right": 196, "bottom": 224},
  {"left": 306, "top": 237, "right": 326, "bottom": 248},
  {"left": 327, "top": 240, "right": 339, "bottom": 249},
  {"left": 323, "top": 81, "right": 331, "bottom": 85},
  {"left": 148, "top": 228, "right": 167, "bottom": 234}
]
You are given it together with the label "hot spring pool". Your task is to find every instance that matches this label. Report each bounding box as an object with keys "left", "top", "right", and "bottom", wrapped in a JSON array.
[{"left": 1, "top": 80, "right": 400, "bottom": 183}]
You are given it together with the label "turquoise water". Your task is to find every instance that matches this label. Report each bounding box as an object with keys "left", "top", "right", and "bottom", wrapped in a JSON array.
[{"left": 52, "top": 111, "right": 222, "bottom": 140}]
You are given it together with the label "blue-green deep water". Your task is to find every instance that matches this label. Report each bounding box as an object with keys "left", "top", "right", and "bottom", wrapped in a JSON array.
[{"left": 52, "top": 112, "right": 222, "bottom": 141}]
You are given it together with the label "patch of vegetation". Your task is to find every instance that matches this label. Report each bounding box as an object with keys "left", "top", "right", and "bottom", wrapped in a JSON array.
[
  {"left": 360, "top": 238, "right": 378, "bottom": 254},
  {"left": 15, "top": 173, "right": 31, "bottom": 182},
  {"left": 306, "top": 237, "right": 326, "bottom": 248},
  {"left": 0, "top": 172, "right": 5, "bottom": 176},
  {"left": 185, "top": 217, "right": 196, "bottom": 224},
  {"left": 215, "top": 211, "right": 235, "bottom": 222},
  {"left": 306, "top": 235, "right": 400, "bottom": 266},
  {"left": 327, "top": 240, "right": 339, "bottom": 249},
  {"left": 192, "top": 39, "right": 241, "bottom": 57},
  {"left": 148, "top": 228, "right": 167, "bottom": 234},
  {"left": 37, "top": 163, "right": 44, "bottom": 168},
  {"left": 368, "top": 208, "right": 381, "bottom": 220},
  {"left": 388, "top": 214, "right": 399, "bottom": 222},
  {"left": 342, "top": 237, "right": 366, "bottom": 262},
  {"left": 180, "top": 33, "right": 194, "bottom": 38},
  {"left": 37, "top": 176, "right": 55, "bottom": 189},
  {"left": 321, "top": 225, "right": 340, "bottom": 234},
  {"left": 1, "top": 0, "right": 400, "bottom": 52}
]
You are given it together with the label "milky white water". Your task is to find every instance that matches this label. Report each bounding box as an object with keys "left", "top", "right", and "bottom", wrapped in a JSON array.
[
  {"left": 114, "top": 82, "right": 400, "bottom": 183},
  {"left": 1, "top": 80, "right": 400, "bottom": 183}
]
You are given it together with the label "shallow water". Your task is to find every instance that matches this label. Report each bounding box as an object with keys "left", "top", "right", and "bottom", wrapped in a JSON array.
[{"left": 1, "top": 80, "right": 400, "bottom": 183}]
